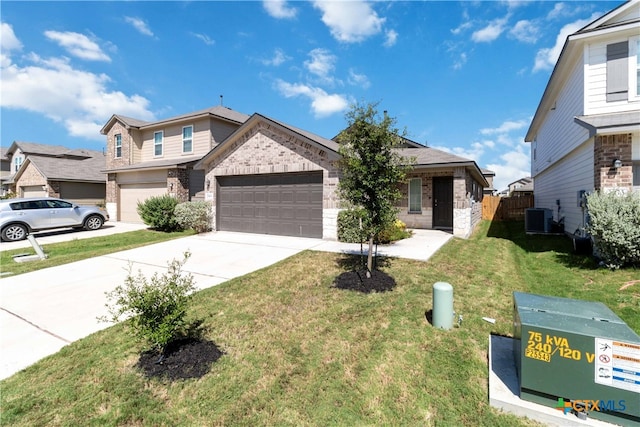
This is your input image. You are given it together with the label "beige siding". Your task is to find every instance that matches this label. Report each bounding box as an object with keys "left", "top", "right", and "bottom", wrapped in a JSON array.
[
  {"left": 210, "top": 119, "right": 240, "bottom": 146},
  {"left": 116, "top": 170, "right": 167, "bottom": 185},
  {"left": 140, "top": 118, "right": 219, "bottom": 161}
]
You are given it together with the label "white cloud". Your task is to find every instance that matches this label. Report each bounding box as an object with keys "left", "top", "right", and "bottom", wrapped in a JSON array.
[
  {"left": 274, "top": 79, "right": 349, "bottom": 117},
  {"left": 472, "top": 16, "right": 508, "bottom": 43},
  {"left": 433, "top": 142, "right": 485, "bottom": 163},
  {"left": 348, "top": 69, "right": 370, "bottom": 89},
  {"left": 312, "top": 0, "right": 385, "bottom": 43},
  {"left": 263, "top": 0, "right": 297, "bottom": 19},
  {"left": 44, "top": 30, "right": 111, "bottom": 62},
  {"left": 124, "top": 16, "right": 154, "bottom": 37},
  {"left": 384, "top": 29, "right": 398, "bottom": 47},
  {"left": 509, "top": 20, "right": 539, "bottom": 44},
  {"left": 261, "top": 48, "right": 289, "bottom": 66},
  {"left": 1, "top": 23, "right": 23, "bottom": 68},
  {"left": 304, "top": 48, "right": 336, "bottom": 80},
  {"left": 480, "top": 119, "right": 528, "bottom": 135},
  {"left": 533, "top": 13, "right": 599, "bottom": 72},
  {"left": 487, "top": 144, "right": 531, "bottom": 192},
  {"left": 191, "top": 32, "right": 215, "bottom": 46},
  {"left": 453, "top": 52, "right": 467, "bottom": 70},
  {"left": 1, "top": 43, "right": 154, "bottom": 140}
]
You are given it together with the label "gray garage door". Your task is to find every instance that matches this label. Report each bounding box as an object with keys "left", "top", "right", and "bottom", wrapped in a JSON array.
[{"left": 218, "top": 172, "right": 323, "bottom": 238}]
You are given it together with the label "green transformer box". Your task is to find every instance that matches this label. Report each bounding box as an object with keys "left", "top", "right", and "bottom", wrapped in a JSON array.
[{"left": 513, "top": 292, "right": 640, "bottom": 425}]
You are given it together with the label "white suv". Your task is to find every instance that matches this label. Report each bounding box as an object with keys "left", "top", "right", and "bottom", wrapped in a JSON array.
[{"left": 0, "top": 197, "right": 109, "bottom": 242}]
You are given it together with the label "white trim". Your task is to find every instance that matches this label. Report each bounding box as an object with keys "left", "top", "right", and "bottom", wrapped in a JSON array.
[{"left": 630, "top": 35, "right": 640, "bottom": 101}]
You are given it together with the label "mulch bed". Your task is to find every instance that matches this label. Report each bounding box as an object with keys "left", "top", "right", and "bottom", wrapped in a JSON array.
[
  {"left": 136, "top": 338, "right": 224, "bottom": 381},
  {"left": 332, "top": 269, "right": 396, "bottom": 293}
]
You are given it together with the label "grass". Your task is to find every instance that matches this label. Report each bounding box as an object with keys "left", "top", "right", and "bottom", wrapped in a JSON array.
[
  {"left": 1, "top": 220, "right": 638, "bottom": 426},
  {"left": 0, "top": 229, "right": 195, "bottom": 276}
]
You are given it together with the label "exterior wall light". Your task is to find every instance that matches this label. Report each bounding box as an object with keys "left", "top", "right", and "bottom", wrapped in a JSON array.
[
  {"left": 206, "top": 179, "right": 210, "bottom": 190},
  {"left": 612, "top": 159, "right": 622, "bottom": 169}
]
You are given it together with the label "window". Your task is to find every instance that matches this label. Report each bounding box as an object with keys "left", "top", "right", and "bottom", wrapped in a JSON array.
[
  {"left": 115, "top": 134, "right": 122, "bottom": 158},
  {"left": 606, "top": 41, "right": 629, "bottom": 102},
  {"left": 182, "top": 126, "right": 193, "bottom": 153},
  {"left": 13, "top": 157, "right": 22, "bottom": 172},
  {"left": 631, "top": 36, "right": 640, "bottom": 99},
  {"left": 409, "top": 178, "right": 422, "bottom": 213},
  {"left": 154, "top": 131, "right": 163, "bottom": 157},
  {"left": 633, "top": 161, "right": 640, "bottom": 189}
]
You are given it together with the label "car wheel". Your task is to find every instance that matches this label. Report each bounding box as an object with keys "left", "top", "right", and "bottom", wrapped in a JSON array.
[
  {"left": 84, "top": 215, "right": 104, "bottom": 231},
  {"left": 2, "top": 224, "right": 28, "bottom": 242}
]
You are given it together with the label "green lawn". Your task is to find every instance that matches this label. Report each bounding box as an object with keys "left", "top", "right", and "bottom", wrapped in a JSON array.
[
  {"left": 1, "top": 221, "right": 637, "bottom": 426},
  {"left": 0, "top": 229, "right": 195, "bottom": 276}
]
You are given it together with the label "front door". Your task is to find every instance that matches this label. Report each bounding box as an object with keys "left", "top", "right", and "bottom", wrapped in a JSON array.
[{"left": 433, "top": 177, "right": 453, "bottom": 229}]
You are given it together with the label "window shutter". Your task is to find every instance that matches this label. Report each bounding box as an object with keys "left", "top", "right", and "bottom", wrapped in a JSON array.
[{"left": 606, "top": 41, "right": 628, "bottom": 102}]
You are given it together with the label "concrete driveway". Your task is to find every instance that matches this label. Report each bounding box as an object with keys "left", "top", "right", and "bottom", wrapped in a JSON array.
[{"left": 0, "top": 228, "right": 452, "bottom": 380}]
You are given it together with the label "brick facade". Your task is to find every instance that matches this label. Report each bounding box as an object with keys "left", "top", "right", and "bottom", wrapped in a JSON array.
[
  {"left": 168, "top": 168, "right": 189, "bottom": 202},
  {"left": 204, "top": 121, "right": 341, "bottom": 238},
  {"left": 15, "top": 162, "right": 47, "bottom": 196},
  {"left": 594, "top": 133, "right": 633, "bottom": 191}
]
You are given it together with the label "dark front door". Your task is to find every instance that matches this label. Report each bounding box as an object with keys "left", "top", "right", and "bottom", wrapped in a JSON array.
[
  {"left": 433, "top": 177, "right": 453, "bottom": 229},
  {"left": 217, "top": 172, "right": 323, "bottom": 238}
]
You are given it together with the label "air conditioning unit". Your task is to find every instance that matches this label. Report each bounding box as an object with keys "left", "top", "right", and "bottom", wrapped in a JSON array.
[{"left": 525, "top": 208, "right": 553, "bottom": 233}]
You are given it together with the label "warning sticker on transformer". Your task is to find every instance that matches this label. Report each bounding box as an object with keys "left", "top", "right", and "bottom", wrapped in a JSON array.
[{"left": 594, "top": 338, "right": 640, "bottom": 393}]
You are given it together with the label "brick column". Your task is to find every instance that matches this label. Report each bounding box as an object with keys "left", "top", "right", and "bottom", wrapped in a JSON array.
[{"left": 593, "top": 134, "right": 632, "bottom": 191}]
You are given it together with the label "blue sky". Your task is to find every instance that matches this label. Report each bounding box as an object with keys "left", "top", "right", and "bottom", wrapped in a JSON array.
[{"left": 0, "top": 0, "right": 624, "bottom": 191}]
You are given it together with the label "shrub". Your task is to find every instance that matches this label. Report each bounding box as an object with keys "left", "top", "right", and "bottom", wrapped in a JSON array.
[
  {"left": 137, "top": 194, "right": 181, "bottom": 232},
  {"left": 101, "top": 252, "right": 197, "bottom": 352},
  {"left": 175, "top": 201, "right": 212, "bottom": 233},
  {"left": 585, "top": 190, "right": 640, "bottom": 269},
  {"left": 337, "top": 208, "right": 370, "bottom": 243},
  {"left": 338, "top": 209, "right": 411, "bottom": 244},
  {"left": 376, "top": 218, "right": 412, "bottom": 244}
]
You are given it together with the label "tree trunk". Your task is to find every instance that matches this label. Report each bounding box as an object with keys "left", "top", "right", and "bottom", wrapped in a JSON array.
[{"left": 366, "top": 236, "right": 374, "bottom": 278}]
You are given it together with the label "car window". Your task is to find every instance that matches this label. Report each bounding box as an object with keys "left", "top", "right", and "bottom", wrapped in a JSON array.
[
  {"left": 10, "top": 201, "right": 47, "bottom": 210},
  {"left": 46, "top": 200, "right": 73, "bottom": 208}
]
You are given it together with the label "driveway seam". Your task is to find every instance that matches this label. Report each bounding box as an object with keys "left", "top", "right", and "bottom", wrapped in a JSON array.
[{"left": 0, "top": 307, "right": 71, "bottom": 344}]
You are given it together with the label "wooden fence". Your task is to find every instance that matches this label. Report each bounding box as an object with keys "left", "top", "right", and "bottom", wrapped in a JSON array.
[{"left": 482, "top": 195, "right": 534, "bottom": 221}]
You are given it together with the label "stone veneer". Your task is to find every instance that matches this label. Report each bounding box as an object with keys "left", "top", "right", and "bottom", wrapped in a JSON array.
[
  {"left": 167, "top": 168, "right": 189, "bottom": 202},
  {"left": 594, "top": 133, "right": 633, "bottom": 191},
  {"left": 204, "top": 121, "right": 341, "bottom": 238}
]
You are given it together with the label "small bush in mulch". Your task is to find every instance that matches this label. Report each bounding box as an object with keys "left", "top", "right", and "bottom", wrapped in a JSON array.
[
  {"left": 332, "top": 269, "right": 396, "bottom": 293},
  {"left": 136, "top": 338, "right": 224, "bottom": 381}
]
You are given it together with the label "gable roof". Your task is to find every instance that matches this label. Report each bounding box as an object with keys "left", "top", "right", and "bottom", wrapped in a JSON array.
[
  {"left": 9, "top": 150, "right": 106, "bottom": 184},
  {"left": 100, "top": 105, "right": 250, "bottom": 135},
  {"left": 525, "top": 0, "right": 640, "bottom": 142},
  {"left": 195, "top": 113, "right": 340, "bottom": 169}
]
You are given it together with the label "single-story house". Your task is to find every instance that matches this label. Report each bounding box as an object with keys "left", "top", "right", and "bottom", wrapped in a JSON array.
[
  {"left": 4, "top": 141, "right": 106, "bottom": 205},
  {"left": 194, "top": 113, "right": 488, "bottom": 239}
]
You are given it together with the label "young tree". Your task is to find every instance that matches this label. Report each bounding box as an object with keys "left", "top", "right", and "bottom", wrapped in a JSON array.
[{"left": 336, "top": 102, "right": 412, "bottom": 277}]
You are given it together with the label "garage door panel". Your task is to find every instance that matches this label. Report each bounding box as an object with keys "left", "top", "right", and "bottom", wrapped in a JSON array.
[
  {"left": 120, "top": 182, "right": 167, "bottom": 223},
  {"left": 218, "top": 172, "right": 323, "bottom": 238}
]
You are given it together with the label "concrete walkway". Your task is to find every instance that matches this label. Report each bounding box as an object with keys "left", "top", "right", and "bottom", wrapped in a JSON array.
[{"left": 0, "top": 229, "right": 452, "bottom": 380}]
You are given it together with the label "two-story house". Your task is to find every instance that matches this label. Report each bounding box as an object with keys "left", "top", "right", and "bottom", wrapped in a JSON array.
[
  {"left": 100, "top": 105, "right": 249, "bottom": 223},
  {"left": 525, "top": 0, "right": 640, "bottom": 236}
]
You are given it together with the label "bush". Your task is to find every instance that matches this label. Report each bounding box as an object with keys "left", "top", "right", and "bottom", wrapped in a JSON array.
[
  {"left": 337, "top": 208, "right": 370, "bottom": 243},
  {"left": 175, "top": 201, "right": 213, "bottom": 233},
  {"left": 585, "top": 190, "right": 640, "bottom": 269},
  {"left": 137, "top": 194, "right": 181, "bottom": 232},
  {"left": 338, "top": 209, "right": 411, "bottom": 244},
  {"left": 376, "top": 219, "right": 412, "bottom": 244},
  {"left": 101, "top": 252, "right": 197, "bottom": 352}
]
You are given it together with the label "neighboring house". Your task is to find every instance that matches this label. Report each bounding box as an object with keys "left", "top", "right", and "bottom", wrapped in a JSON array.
[
  {"left": 4, "top": 141, "right": 106, "bottom": 205},
  {"left": 508, "top": 176, "right": 534, "bottom": 197},
  {"left": 0, "top": 147, "right": 11, "bottom": 196},
  {"left": 100, "top": 105, "right": 250, "bottom": 223},
  {"left": 525, "top": 1, "right": 640, "bottom": 235},
  {"left": 482, "top": 168, "right": 496, "bottom": 195},
  {"left": 194, "top": 113, "right": 488, "bottom": 239}
]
